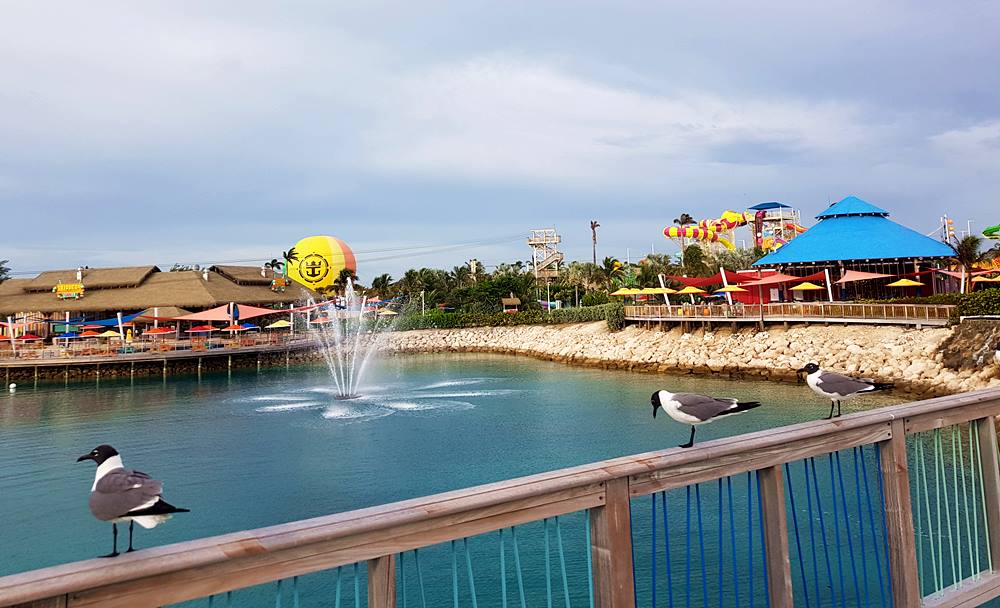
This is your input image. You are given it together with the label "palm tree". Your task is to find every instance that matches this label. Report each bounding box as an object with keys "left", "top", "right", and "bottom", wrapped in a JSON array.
[
  {"left": 601, "top": 256, "right": 622, "bottom": 290},
  {"left": 370, "top": 273, "right": 392, "bottom": 295},
  {"left": 265, "top": 258, "right": 282, "bottom": 276},
  {"left": 950, "top": 235, "right": 988, "bottom": 292},
  {"left": 450, "top": 265, "right": 473, "bottom": 289},
  {"left": 281, "top": 247, "right": 299, "bottom": 279},
  {"left": 590, "top": 220, "right": 600, "bottom": 265},
  {"left": 673, "top": 213, "right": 696, "bottom": 264},
  {"left": 0, "top": 259, "right": 9, "bottom": 284},
  {"left": 332, "top": 267, "right": 358, "bottom": 294}
]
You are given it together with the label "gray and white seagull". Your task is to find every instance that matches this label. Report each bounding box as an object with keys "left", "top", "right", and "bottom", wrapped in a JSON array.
[
  {"left": 796, "top": 362, "right": 894, "bottom": 419},
  {"left": 650, "top": 390, "right": 763, "bottom": 448},
  {"left": 77, "top": 444, "right": 189, "bottom": 557}
]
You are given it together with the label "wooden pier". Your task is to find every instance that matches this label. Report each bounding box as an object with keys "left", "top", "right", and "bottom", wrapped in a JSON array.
[{"left": 2, "top": 388, "right": 999, "bottom": 607}]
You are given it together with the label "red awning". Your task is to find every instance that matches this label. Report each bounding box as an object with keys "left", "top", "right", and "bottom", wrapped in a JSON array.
[
  {"left": 16, "top": 333, "right": 43, "bottom": 341},
  {"left": 667, "top": 270, "right": 746, "bottom": 288},
  {"left": 835, "top": 270, "right": 892, "bottom": 284}
]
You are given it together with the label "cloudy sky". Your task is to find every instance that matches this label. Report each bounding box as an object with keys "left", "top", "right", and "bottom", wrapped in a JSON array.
[{"left": 2, "top": 1, "right": 997, "bottom": 280}]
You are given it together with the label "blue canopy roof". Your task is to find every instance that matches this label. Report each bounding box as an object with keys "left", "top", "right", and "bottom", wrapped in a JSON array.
[
  {"left": 749, "top": 201, "right": 793, "bottom": 211},
  {"left": 754, "top": 197, "right": 953, "bottom": 266},
  {"left": 815, "top": 195, "right": 888, "bottom": 219}
]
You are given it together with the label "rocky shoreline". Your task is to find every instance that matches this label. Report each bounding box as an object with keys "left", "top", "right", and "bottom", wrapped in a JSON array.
[{"left": 384, "top": 321, "right": 1000, "bottom": 398}]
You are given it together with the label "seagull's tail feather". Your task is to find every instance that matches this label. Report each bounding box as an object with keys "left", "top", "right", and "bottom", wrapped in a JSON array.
[
  {"left": 718, "top": 401, "right": 763, "bottom": 417},
  {"left": 870, "top": 382, "right": 894, "bottom": 392}
]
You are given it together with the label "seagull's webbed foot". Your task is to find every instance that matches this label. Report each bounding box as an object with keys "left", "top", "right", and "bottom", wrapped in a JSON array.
[{"left": 100, "top": 551, "right": 120, "bottom": 558}]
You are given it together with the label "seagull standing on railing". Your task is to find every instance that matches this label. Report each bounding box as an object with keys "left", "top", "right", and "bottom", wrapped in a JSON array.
[
  {"left": 651, "top": 390, "right": 763, "bottom": 448},
  {"left": 796, "top": 362, "right": 894, "bottom": 419},
  {"left": 77, "top": 444, "right": 189, "bottom": 557}
]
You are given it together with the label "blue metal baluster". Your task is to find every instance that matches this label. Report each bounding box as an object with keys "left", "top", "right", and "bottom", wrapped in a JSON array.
[
  {"left": 401, "top": 551, "right": 408, "bottom": 608},
  {"left": 755, "top": 471, "right": 770, "bottom": 607},
  {"left": 784, "top": 463, "right": 811, "bottom": 608},
  {"left": 500, "top": 529, "right": 508, "bottom": 608},
  {"left": 652, "top": 494, "right": 658, "bottom": 608},
  {"left": 850, "top": 449, "right": 870, "bottom": 606},
  {"left": 809, "top": 457, "right": 838, "bottom": 607},
  {"left": 586, "top": 512, "right": 595, "bottom": 608},
  {"left": 717, "top": 478, "right": 724, "bottom": 608},
  {"left": 695, "top": 483, "right": 708, "bottom": 608},
  {"left": 334, "top": 566, "right": 342, "bottom": 608},
  {"left": 860, "top": 445, "right": 887, "bottom": 607},
  {"left": 555, "top": 516, "right": 571, "bottom": 608},
  {"left": 803, "top": 459, "right": 822, "bottom": 604},
  {"left": 451, "top": 540, "right": 459, "bottom": 608},
  {"left": 544, "top": 519, "right": 553, "bottom": 608},
  {"left": 292, "top": 576, "right": 300, "bottom": 608},
  {"left": 726, "top": 479, "right": 739, "bottom": 608},
  {"left": 662, "top": 492, "right": 675, "bottom": 608},
  {"left": 415, "top": 549, "right": 427, "bottom": 608},
  {"left": 874, "top": 446, "right": 895, "bottom": 606},
  {"left": 464, "top": 537, "right": 479, "bottom": 608},
  {"left": 208, "top": 595, "right": 214, "bottom": 607},
  {"left": 827, "top": 453, "right": 848, "bottom": 606},
  {"left": 512, "top": 526, "right": 527, "bottom": 608},
  {"left": 353, "top": 562, "right": 360, "bottom": 608},
  {"left": 834, "top": 451, "right": 862, "bottom": 602},
  {"left": 686, "top": 484, "right": 693, "bottom": 608},
  {"left": 747, "top": 473, "right": 754, "bottom": 608},
  {"left": 275, "top": 578, "right": 283, "bottom": 608}
]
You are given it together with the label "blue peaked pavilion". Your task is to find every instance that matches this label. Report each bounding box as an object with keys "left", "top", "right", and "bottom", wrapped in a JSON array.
[{"left": 754, "top": 196, "right": 953, "bottom": 267}]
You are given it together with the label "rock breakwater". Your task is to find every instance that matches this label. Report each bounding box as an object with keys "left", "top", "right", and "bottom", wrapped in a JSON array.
[{"left": 384, "top": 322, "right": 1000, "bottom": 397}]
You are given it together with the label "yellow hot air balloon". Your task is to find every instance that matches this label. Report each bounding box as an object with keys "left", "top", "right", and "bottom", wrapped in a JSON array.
[{"left": 285, "top": 235, "right": 357, "bottom": 292}]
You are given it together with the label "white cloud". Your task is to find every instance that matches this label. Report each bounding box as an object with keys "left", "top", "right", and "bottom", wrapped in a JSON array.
[
  {"left": 362, "top": 55, "right": 875, "bottom": 188},
  {"left": 929, "top": 121, "right": 1000, "bottom": 169}
]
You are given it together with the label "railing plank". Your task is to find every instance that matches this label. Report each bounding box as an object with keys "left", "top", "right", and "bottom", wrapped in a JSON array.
[
  {"left": 922, "top": 570, "right": 1000, "bottom": 608},
  {"left": 367, "top": 555, "right": 395, "bottom": 608},
  {"left": 880, "top": 418, "right": 921, "bottom": 607},
  {"left": 757, "top": 465, "right": 794, "bottom": 607},
  {"left": 589, "top": 478, "right": 634, "bottom": 608}
]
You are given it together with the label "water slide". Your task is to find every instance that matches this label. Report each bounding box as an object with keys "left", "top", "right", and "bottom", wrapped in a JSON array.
[
  {"left": 985, "top": 224, "right": 1000, "bottom": 240},
  {"left": 786, "top": 223, "right": 807, "bottom": 234},
  {"left": 663, "top": 225, "right": 736, "bottom": 250}
]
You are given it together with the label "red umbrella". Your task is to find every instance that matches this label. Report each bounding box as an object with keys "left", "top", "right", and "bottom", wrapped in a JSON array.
[
  {"left": 309, "top": 316, "right": 333, "bottom": 324},
  {"left": 185, "top": 325, "right": 217, "bottom": 333},
  {"left": 79, "top": 330, "right": 102, "bottom": 337},
  {"left": 144, "top": 327, "right": 175, "bottom": 335},
  {"left": 221, "top": 324, "right": 246, "bottom": 332},
  {"left": 16, "top": 333, "right": 43, "bottom": 342},
  {"left": 81, "top": 324, "right": 103, "bottom": 330}
]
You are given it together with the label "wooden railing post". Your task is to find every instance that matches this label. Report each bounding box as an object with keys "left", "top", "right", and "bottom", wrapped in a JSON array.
[
  {"left": 879, "top": 419, "right": 921, "bottom": 607},
  {"left": 976, "top": 416, "right": 1000, "bottom": 568},
  {"left": 590, "top": 477, "right": 635, "bottom": 608},
  {"left": 757, "top": 465, "right": 794, "bottom": 607},
  {"left": 367, "top": 554, "right": 396, "bottom": 608}
]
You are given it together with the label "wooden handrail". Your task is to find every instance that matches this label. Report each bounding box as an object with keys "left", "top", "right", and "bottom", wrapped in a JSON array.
[{"left": 2, "top": 388, "right": 1000, "bottom": 607}]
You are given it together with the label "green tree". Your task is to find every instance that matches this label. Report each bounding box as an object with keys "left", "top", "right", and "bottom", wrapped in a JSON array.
[
  {"left": 681, "top": 244, "right": 711, "bottom": 276},
  {"left": 600, "top": 256, "right": 622, "bottom": 290},
  {"left": 709, "top": 247, "right": 766, "bottom": 271},
  {"left": 332, "top": 267, "right": 359, "bottom": 294},
  {"left": 951, "top": 235, "right": 989, "bottom": 292},
  {"left": 370, "top": 273, "right": 393, "bottom": 295},
  {"left": 0, "top": 259, "right": 9, "bottom": 283}
]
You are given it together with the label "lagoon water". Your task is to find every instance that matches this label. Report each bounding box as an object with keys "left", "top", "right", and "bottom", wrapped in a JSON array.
[{"left": 0, "top": 354, "right": 904, "bottom": 605}]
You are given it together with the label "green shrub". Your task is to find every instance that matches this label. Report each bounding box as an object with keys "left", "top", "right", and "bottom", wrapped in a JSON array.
[
  {"left": 955, "top": 288, "right": 1000, "bottom": 317},
  {"left": 856, "top": 293, "right": 965, "bottom": 305},
  {"left": 581, "top": 291, "right": 610, "bottom": 307},
  {"left": 606, "top": 302, "right": 625, "bottom": 331},
  {"left": 391, "top": 303, "right": 623, "bottom": 331}
]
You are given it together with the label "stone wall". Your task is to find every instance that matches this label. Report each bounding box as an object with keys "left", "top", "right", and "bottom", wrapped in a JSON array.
[{"left": 384, "top": 322, "right": 1000, "bottom": 397}]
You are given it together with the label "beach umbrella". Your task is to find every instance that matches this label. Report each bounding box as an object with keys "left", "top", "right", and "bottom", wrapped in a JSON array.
[
  {"left": 16, "top": 333, "right": 43, "bottom": 342},
  {"left": 144, "top": 327, "right": 175, "bottom": 335},
  {"left": 886, "top": 278, "right": 924, "bottom": 288},
  {"left": 378, "top": 310, "right": 399, "bottom": 316},
  {"left": 971, "top": 276, "right": 1000, "bottom": 283},
  {"left": 789, "top": 282, "right": 825, "bottom": 291},
  {"left": 221, "top": 324, "right": 246, "bottom": 332},
  {"left": 186, "top": 325, "right": 217, "bottom": 333},
  {"left": 240, "top": 323, "right": 259, "bottom": 330},
  {"left": 309, "top": 315, "right": 333, "bottom": 324},
  {"left": 98, "top": 330, "right": 121, "bottom": 338},
  {"left": 714, "top": 285, "right": 748, "bottom": 293},
  {"left": 79, "top": 330, "right": 102, "bottom": 337},
  {"left": 647, "top": 287, "right": 678, "bottom": 294},
  {"left": 675, "top": 286, "right": 706, "bottom": 295},
  {"left": 609, "top": 288, "right": 631, "bottom": 296},
  {"left": 265, "top": 319, "right": 292, "bottom": 329}
]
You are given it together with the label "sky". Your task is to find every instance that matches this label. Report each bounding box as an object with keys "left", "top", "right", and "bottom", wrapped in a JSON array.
[{"left": 1, "top": 1, "right": 998, "bottom": 280}]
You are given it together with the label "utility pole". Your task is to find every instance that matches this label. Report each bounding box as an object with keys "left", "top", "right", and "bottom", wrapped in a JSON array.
[{"left": 590, "top": 220, "right": 600, "bottom": 265}]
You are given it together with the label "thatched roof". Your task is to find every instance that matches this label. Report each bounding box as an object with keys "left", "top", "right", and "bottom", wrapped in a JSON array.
[
  {"left": 0, "top": 266, "right": 318, "bottom": 316},
  {"left": 210, "top": 265, "right": 272, "bottom": 286},
  {"left": 501, "top": 297, "right": 521, "bottom": 306},
  {"left": 21, "top": 266, "right": 158, "bottom": 293}
]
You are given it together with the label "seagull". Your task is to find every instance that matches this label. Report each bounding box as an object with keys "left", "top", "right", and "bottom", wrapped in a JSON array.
[
  {"left": 796, "top": 362, "right": 894, "bottom": 419},
  {"left": 651, "top": 390, "right": 763, "bottom": 448},
  {"left": 77, "top": 444, "right": 189, "bottom": 557}
]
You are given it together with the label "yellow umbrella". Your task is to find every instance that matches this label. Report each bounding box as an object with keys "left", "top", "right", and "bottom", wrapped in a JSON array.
[
  {"left": 715, "top": 285, "right": 748, "bottom": 293},
  {"left": 789, "top": 282, "right": 825, "bottom": 291},
  {"left": 646, "top": 287, "right": 678, "bottom": 294},
  {"left": 971, "top": 276, "right": 1000, "bottom": 283},
  {"left": 885, "top": 278, "right": 924, "bottom": 287},
  {"left": 675, "top": 285, "right": 706, "bottom": 295},
  {"left": 378, "top": 309, "right": 399, "bottom": 316},
  {"left": 265, "top": 319, "right": 292, "bottom": 329},
  {"left": 98, "top": 330, "right": 121, "bottom": 337},
  {"left": 609, "top": 288, "right": 630, "bottom": 296}
]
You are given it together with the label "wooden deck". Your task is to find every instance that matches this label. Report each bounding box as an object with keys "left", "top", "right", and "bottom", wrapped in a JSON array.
[
  {"left": 2, "top": 388, "right": 999, "bottom": 607},
  {"left": 626, "top": 302, "right": 954, "bottom": 327}
]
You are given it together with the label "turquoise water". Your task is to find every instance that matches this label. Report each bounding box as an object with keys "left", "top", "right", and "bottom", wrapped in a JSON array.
[{"left": 0, "top": 354, "right": 903, "bottom": 604}]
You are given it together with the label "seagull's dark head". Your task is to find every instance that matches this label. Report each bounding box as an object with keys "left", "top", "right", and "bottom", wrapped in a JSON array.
[
  {"left": 651, "top": 391, "right": 663, "bottom": 418},
  {"left": 77, "top": 444, "right": 118, "bottom": 465},
  {"left": 797, "top": 362, "right": 820, "bottom": 375}
]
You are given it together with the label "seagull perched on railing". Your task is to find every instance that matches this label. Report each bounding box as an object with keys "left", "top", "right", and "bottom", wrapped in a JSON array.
[
  {"left": 77, "top": 444, "right": 189, "bottom": 557},
  {"left": 651, "top": 391, "right": 763, "bottom": 448},
  {"left": 796, "top": 363, "right": 894, "bottom": 419}
]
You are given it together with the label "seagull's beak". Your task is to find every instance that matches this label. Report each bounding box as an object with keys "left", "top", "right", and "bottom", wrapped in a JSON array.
[
  {"left": 795, "top": 366, "right": 808, "bottom": 374},
  {"left": 77, "top": 453, "right": 93, "bottom": 463}
]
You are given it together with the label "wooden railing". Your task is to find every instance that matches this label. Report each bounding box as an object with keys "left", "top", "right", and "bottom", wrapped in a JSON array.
[
  {"left": 625, "top": 302, "right": 955, "bottom": 323},
  {"left": 0, "top": 334, "right": 311, "bottom": 363},
  {"left": 2, "top": 388, "right": 1000, "bottom": 607}
]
